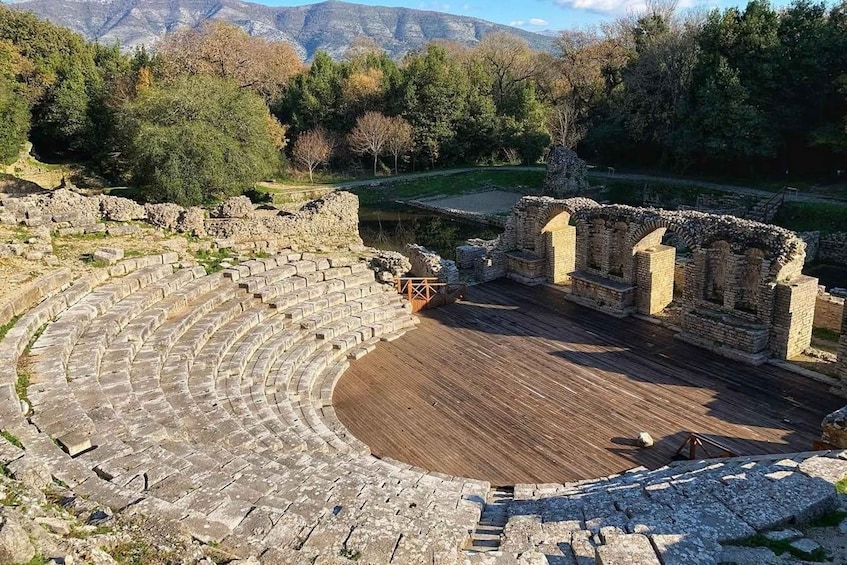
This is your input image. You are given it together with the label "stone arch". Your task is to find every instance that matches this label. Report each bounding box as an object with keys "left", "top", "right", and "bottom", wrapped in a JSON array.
[
  {"left": 629, "top": 225, "right": 694, "bottom": 316},
  {"left": 627, "top": 218, "right": 699, "bottom": 253}
]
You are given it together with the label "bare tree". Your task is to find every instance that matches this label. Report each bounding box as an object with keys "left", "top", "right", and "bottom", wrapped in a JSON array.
[
  {"left": 475, "top": 32, "right": 540, "bottom": 107},
  {"left": 548, "top": 99, "right": 587, "bottom": 149},
  {"left": 158, "top": 22, "right": 302, "bottom": 103},
  {"left": 385, "top": 117, "right": 413, "bottom": 175},
  {"left": 348, "top": 111, "right": 393, "bottom": 176},
  {"left": 292, "top": 128, "right": 333, "bottom": 183}
]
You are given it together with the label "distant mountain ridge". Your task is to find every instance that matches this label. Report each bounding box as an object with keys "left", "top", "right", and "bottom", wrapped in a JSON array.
[{"left": 3, "top": 0, "right": 557, "bottom": 60}]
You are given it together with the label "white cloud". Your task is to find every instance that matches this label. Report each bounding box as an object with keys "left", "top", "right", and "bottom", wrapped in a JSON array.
[
  {"left": 509, "top": 18, "right": 551, "bottom": 27},
  {"left": 552, "top": 0, "right": 697, "bottom": 13}
]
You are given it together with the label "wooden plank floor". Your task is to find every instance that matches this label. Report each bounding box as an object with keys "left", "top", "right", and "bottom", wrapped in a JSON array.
[{"left": 333, "top": 280, "right": 844, "bottom": 485}]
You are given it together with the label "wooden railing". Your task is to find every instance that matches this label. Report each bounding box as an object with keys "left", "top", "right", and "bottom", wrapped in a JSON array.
[
  {"left": 673, "top": 433, "right": 738, "bottom": 461},
  {"left": 748, "top": 186, "right": 793, "bottom": 223},
  {"left": 395, "top": 277, "right": 465, "bottom": 313}
]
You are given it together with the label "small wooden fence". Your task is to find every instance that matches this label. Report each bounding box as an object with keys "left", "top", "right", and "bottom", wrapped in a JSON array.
[
  {"left": 673, "top": 433, "right": 739, "bottom": 461},
  {"left": 395, "top": 277, "right": 466, "bottom": 313}
]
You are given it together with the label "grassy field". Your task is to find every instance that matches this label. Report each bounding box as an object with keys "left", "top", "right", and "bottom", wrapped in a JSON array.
[
  {"left": 352, "top": 169, "right": 545, "bottom": 206},
  {"left": 771, "top": 202, "right": 847, "bottom": 234}
]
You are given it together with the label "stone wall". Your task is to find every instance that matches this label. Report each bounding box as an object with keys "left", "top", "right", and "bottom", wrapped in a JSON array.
[
  {"left": 0, "top": 189, "right": 363, "bottom": 253},
  {"left": 458, "top": 195, "right": 815, "bottom": 364},
  {"left": 406, "top": 244, "right": 460, "bottom": 284},
  {"left": 815, "top": 290, "right": 845, "bottom": 333},
  {"left": 799, "top": 231, "right": 820, "bottom": 264},
  {"left": 820, "top": 232, "right": 847, "bottom": 266},
  {"left": 821, "top": 405, "right": 847, "bottom": 448}
]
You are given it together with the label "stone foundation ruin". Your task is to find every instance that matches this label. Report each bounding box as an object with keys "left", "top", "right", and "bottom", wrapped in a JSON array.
[{"left": 461, "top": 196, "right": 816, "bottom": 366}]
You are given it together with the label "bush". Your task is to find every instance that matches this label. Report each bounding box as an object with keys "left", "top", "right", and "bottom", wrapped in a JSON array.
[{"left": 121, "top": 75, "right": 283, "bottom": 206}]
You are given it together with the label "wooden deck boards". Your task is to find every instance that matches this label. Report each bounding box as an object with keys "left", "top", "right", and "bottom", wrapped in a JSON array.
[{"left": 333, "top": 280, "right": 843, "bottom": 485}]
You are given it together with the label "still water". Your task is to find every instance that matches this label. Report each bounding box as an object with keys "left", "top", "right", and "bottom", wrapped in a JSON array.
[{"left": 359, "top": 204, "right": 500, "bottom": 261}]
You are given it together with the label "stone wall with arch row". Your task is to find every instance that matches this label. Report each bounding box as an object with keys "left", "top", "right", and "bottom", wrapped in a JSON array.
[{"left": 459, "top": 196, "right": 847, "bottom": 388}]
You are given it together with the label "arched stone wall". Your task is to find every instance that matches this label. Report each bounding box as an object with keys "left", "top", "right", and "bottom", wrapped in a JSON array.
[{"left": 468, "top": 196, "right": 816, "bottom": 364}]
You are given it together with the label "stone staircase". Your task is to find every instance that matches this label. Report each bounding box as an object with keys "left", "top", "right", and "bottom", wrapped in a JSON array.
[
  {"left": 466, "top": 486, "right": 514, "bottom": 553},
  {"left": 0, "top": 252, "right": 489, "bottom": 563}
]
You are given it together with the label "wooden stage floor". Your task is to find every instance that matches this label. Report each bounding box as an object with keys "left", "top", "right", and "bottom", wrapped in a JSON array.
[{"left": 333, "top": 280, "right": 843, "bottom": 485}]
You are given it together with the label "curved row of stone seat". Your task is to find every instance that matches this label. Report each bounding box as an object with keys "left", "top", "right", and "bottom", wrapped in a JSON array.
[
  {"left": 0, "top": 266, "right": 72, "bottom": 328},
  {"left": 1, "top": 252, "right": 486, "bottom": 563},
  {"left": 494, "top": 450, "right": 847, "bottom": 564}
]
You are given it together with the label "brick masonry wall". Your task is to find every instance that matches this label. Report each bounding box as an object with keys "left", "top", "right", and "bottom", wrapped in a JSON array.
[
  {"left": 770, "top": 275, "right": 819, "bottom": 359},
  {"left": 814, "top": 291, "right": 845, "bottom": 333}
]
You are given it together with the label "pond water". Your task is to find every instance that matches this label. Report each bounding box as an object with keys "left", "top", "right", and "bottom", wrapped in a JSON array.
[{"left": 359, "top": 204, "right": 500, "bottom": 260}]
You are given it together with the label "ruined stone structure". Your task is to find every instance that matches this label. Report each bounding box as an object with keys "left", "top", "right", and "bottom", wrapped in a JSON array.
[
  {"left": 406, "top": 243, "right": 460, "bottom": 284},
  {"left": 0, "top": 189, "right": 362, "bottom": 255},
  {"left": 461, "top": 196, "right": 815, "bottom": 365},
  {"left": 542, "top": 146, "right": 589, "bottom": 197}
]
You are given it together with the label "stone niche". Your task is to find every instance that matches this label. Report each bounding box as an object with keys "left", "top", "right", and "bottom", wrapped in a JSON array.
[{"left": 459, "top": 195, "right": 816, "bottom": 366}]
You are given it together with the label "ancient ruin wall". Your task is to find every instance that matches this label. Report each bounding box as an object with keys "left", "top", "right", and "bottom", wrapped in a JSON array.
[
  {"left": 459, "top": 196, "right": 814, "bottom": 364},
  {"left": 815, "top": 290, "right": 845, "bottom": 333},
  {"left": 0, "top": 189, "right": 363, "bottom": 254}
]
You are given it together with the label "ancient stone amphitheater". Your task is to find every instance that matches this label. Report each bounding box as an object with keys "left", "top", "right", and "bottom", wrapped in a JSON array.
[{"left": 0, "top": 191, "right": 845, "bottom": 564}]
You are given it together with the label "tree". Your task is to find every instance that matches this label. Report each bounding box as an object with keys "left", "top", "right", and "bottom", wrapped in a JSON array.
[
  {"left": 385, "top": 116, "right": 413, "bottom": 174},
  {"left": 348, "top": 111, "right": 393, "bottom": 175},
  {"left": 548, "top": 99, "right": 585, "bottom": 149},
  {"left": 0, "top": 42, "right": 31, "bottom": 164},
  {"left": 157, "top": 22, "right": 302, "bottom": 104},
  {"left": 292, "top": 128, "right": 333, "bottom": 182},
  {"left": 475, "top": 32, "right": 539, "bottom": 110},
  {"left": 121, "top": 75, "right": 283, "bottom": 205}
]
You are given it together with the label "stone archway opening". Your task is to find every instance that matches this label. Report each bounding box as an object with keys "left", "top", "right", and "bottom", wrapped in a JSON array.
[
  {"left": 541, "top": 211, "right": 577, "bottom": 285},
  {"left": 631, "top": 227, "right": 692, "bottom": 322}
]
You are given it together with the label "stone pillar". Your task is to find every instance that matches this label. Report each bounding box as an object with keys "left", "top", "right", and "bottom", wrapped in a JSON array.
[
  {"left": 635, "top": 245, "right": 675, "bottom": 315},
  {"left": 821, "top": 406, "right": 847, "bottom": 449},
  {"left": 769, "top": 275, "right": 818, "bottom": 359},
  {"left": 545, "top": 226, "right": 576, "bottom": 284}
]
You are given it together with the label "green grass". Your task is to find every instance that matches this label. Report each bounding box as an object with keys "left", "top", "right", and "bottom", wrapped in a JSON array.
[
  {"left": 813, "top": 327, "right": 842, "bottom": 343},
  {"left": 1, "top": 429, "right": 23, "bottom": 449},
  {"left": 353, "top": 169, "right": 544, "bottom": 206},
  {"left": 194, "top": 248, "right": 233, "bottom": 274},
  {"left": 809, "top": 509, "right": 847, "bottom": 528},
  {"left": 836, "top": 478, "right": 847, "bottom": 495},
  {"left": 0, "top": 314, "right": 21, "bottom": 341},
  {"left": 731, "top": 534, "right": 826, "bottom": 561},
  {"left": 772, "top": 202, "right": 847, "bottom": 234},
  {"left": 597, "top": 177, "right": 736, "bottom": 207},
  {"left": 15, "top": 371, "right": 30, "bottom": 406},
  {"left": 20, "top": 554, "right": 48, "bottom": 565}
]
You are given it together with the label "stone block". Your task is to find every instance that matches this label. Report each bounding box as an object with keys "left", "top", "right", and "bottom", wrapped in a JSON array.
[
  {"left": 93, "top": 247, "right": 124, "bottom": 265},
  {"left": 595, "top": 534, "right": 660, "bottom": 565},
  {"left": 57, "top": 431, "right": 92, "bottom": 457}
]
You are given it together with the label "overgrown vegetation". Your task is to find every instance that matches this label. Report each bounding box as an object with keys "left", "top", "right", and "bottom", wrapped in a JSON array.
[
  {"left": 194, "top": 248, "right": 233, "bottom": 274},
  {"left": 771, "top": 202, "right": 847, "bottom": 234},
  {"left": 0, "top": 314, "right": 21, "bottom": 341},
  {"left": 836, "top": 477, "right": 847, "bottom": 495},
  {"left": 731, "top": 534, "right": 827, "bottom": 561},
  {"left": 1, "top": 429, "right": 23, "bottom": 449},
  {"left": 813, "top": 327, "right": 842, "bottom": 343}
]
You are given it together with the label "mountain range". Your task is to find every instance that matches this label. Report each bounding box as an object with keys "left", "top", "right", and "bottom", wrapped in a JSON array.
[{"left": 3, "top": 0, "right": 558, "bottom": 60}]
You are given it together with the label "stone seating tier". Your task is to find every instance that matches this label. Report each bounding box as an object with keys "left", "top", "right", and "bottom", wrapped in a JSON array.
[{"left": 0, "top": 253, "right": 486, "bottom": 564}]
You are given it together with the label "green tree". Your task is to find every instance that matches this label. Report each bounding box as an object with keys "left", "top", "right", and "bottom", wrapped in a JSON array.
[
  {"left": 121, "top": 75, "right": 282, "bottom": 205},
  {"left": 0, "top": 42, "right": 30, "bottom": 164}
]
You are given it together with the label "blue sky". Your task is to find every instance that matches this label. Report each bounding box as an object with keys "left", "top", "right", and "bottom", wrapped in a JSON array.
[{"left": 263, "top": 0, "right": 795, "bottom": 31}]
